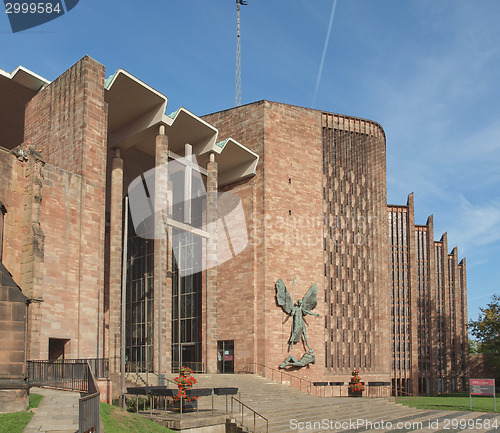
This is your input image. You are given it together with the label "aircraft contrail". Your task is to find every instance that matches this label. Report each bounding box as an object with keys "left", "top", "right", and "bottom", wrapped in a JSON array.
[{"left": 312, "top": 0, "right": 337, "bottom": 108}]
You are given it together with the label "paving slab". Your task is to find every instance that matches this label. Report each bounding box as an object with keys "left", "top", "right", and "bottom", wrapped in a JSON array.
[{"left": 24, "top": 387, "right": 79, "bottom": 433}]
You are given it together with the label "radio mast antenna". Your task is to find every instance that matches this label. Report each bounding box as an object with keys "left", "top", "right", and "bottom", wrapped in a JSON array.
[{"left": 235, "top": 0, "right": 248, "bottom": 107}]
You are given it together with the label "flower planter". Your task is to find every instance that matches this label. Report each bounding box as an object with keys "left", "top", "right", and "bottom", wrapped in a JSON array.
[
  {"left": 173, "top": 399, "right": 198, "bottom": 412},
  {"left": 348, "top": 369, "right": 365, "bottom": 397},
  {"left": 348, "top": 388, "right": 363, "bottom": 397},
  {"left": 173, "top": 366, "right": 198, "bottom": 411}
]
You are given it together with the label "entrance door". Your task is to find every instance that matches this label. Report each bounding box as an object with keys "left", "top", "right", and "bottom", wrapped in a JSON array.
[
  {"left": 48, "top": 338, "right": 69, "bottom": 360},
  {"left": 217, "top": 340, "right": 234, "bottom": 373},
  {"left": 181, "top": 343, "right": 202, "bottom": 371}
]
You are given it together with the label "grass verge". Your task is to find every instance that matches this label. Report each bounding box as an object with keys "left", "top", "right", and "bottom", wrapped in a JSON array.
[
  {"left": 397, "top": 393, "right": 498, "bottom": 412},
  {"left": 100, "top": 402, "right": 176, "bottom": 433},
  {"left": 0, "top": 393, "right": 44, "bottom": 433}
]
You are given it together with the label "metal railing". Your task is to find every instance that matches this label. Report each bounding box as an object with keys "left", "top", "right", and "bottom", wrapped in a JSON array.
[
  {"left": 27, "top": 359, "right": 101, "bottom": 433},
  {"left": 27, "top": 358, "right": 109, "bottom": 383},
  {"left": 77, "top": 358, "right": 109, "bottom": 378},
  {"left": 79, "top": 364, "right": 100, "bottom": 433},
  {"left": 231, "top": 396, "right": 268, "bottom": 433},
  {"left": 126, "top": 370, "right": 157, "bottom": 387},
  {"left": 393, "top": 388, "right": 413, "bottom": 408},
  {"left": 27, "top": 360, "right": 90, "bottom": 392},
  {"left": 171, "top": 361, "right": 206, "bottom": 373},
  {"left": 243, "top": 363, "right": 316, "bottom": 395}
]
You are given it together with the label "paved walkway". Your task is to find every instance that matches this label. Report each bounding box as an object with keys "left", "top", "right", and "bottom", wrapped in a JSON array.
[{"left": 24, "top": 387, "right": 79, "bottom": 433}]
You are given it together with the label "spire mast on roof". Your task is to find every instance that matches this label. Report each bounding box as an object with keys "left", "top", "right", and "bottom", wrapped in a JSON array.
[{"left": 235, "top": 0, "right": 248, "bottom": 107}]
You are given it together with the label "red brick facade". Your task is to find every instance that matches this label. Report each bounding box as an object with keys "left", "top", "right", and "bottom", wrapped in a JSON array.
[
  {"left": 205, "top": 101, "right": 467, "bottom": 392},
  {"left": 388, "top": 197, "right": 468, "bottom": 395},
  {"left": 22, "top": 56, "right": 107, "bottom": 360},
  {"left": 204, "top": 102, "right": 391, "bottom": 386},
  {"left": 0, "top": 57, "right": 107, "bottom": 362}
]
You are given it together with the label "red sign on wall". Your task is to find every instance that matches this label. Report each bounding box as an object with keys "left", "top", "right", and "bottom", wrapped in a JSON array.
[{"left": 470, "top": 379, "right": 495, "bottom": 396}]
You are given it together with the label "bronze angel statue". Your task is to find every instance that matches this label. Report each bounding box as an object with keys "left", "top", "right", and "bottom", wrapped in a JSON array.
[{"left": 276, "top": 279, "right": 319, "bottom": 350}]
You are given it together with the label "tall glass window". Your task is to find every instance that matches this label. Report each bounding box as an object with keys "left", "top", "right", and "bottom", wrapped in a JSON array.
[
  {"left": 172, "top": 230, "right": 203, "bottom": 372},
  {"left": 126, "top": 210, "right": 155, "bottom": 372},
  {"left": 170, "top": 157, "right": 206, "bottom": 373}
]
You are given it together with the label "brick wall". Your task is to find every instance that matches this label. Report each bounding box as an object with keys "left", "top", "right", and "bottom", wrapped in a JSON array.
[
  {"left": 261, "top": 103, "right": 325, "bottom": 381},
  {"left": 38, "top": 163, "right": 83, "bottom": 358},
  {"left": 205, "top": 101, "right": 392, "bottom": 387},
  {"left": 205, "top": 103, "right": 266, "bottom": 374},
  {"left": 205, "top": 101, "right": 324, "bottom": 378},
  {"left": 217, "top": 176, "right": 260, "bottom": 372},
  {"left": 0, "top": 263, "right": 29, "bottom": 413},
  {"left": 23, "top": 56, "right": 108, "bottom": 359},
  {"left": 0, "top": 147, "right": 26, "bottom": 283}
]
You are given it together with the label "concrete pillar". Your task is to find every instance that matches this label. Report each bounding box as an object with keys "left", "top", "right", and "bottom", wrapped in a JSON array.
[
  {"left": 109, "top": 149, "right": 123, "bottom": 373},
  {"left": 206, "top": 153, "right": 218, "bottom": 374},
  {"left": 154, "top": 126, "right": 171, "bottom": 374}
]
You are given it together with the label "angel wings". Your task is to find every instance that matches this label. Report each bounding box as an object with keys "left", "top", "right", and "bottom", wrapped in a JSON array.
[
  {"left": 275, "top": 279, "right": 319, "bottom": 349},
  {"left": 276, "top": 279, "right": 318, "bottom": 314}
]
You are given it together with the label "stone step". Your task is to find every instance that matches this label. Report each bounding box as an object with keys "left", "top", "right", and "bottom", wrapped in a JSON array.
[{"left": 122, "top": 372, "right": 500, "bottom": 433}]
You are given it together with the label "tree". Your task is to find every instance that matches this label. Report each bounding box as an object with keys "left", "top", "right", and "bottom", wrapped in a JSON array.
[
  {"left": 469, "top": 339, "right": 479, "bottom": 354},
  {"left": 469, "top": 295, "right": 500, "bottom": 370}
]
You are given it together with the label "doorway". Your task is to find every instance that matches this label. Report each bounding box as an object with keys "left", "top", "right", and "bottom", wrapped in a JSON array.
[
  {"left": 48, "top": 338, "right": 69, "bottom": 360},
  {"left": 217, "top": 340, "right": 234, "bottom": 373}
]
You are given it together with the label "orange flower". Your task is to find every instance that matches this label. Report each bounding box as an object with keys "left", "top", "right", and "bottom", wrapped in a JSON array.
[{"left": 173, "top": 367, "right": 198, "bottom": 402}]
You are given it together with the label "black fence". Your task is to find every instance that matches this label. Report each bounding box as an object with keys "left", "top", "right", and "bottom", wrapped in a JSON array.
[
  {"left": 79, "top": 358, "right": 109, "bottom": 379},
  {"left": 27, "top": 359, "right": 102, "bottom": 433},
  {"left": 27, "top": 360, "right": 89, "bottom": 392},
  {"left": 27, "top": 358, "right": 109, "bottom": 389},
  {"left": 126, "top": 385, "right": 239, "bottom": 419},
  {"left": 79, "top": 365, "right": 100, "bottom": 433}
]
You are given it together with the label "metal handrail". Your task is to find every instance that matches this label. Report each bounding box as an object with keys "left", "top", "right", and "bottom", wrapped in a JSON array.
[
  {"left": 79, "top": 362, "right": 100, "bottom": 433},
  {"left": 27, "top": 359, "right": 100, "bottom": 433},
  {"left": 171, "top": 361, "right": 206, "bottom": 373},
  {"left": 27, "top": 360, "right": 90, "bottom": 392},
  {"left": 28, "top": 358, "right": 109, "bottom": 380},
  {"left": 393, "top": 387, "right": 413, "bottom": 408},
  {"left": 231, "top": 396, "right": 269, "bottom": 433},
  {"left": 243, "top": 362, "right": 317, "bottom": 395},
  {"left": 128, "top": 370, "right": 177, "bottom": 388},
  {"left": 392, "top": 388, "right": 413, "bottom": 397},
  {"left": 127, "top": 370, "right": 153, "bottom": 386},
  {"left": 165, "top": 377, "right": 178, "bottom": 387}
]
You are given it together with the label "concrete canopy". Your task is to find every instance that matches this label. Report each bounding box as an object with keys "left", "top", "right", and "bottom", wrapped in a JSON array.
[
  {"left": 0, "top": 60, "right": 258, "bottom": 187},
  {"left": 0, "top": 66, "right": 49, "bottom": 150},
  {"left": 105, "top": 69, "right": 258, "bottom": 186}
]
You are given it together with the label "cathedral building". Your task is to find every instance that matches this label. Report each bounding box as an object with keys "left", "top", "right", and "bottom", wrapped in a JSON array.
[{"left": 0, "top": 56, "right": 468, "bottom": 398}]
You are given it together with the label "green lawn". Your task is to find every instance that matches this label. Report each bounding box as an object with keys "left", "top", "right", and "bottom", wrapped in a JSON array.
[
  {"left": 397, "top": 393, "right": 498, "bottom": 413},
  {"left": 100, "top": 403, "right": 176, "bottom": 433},
  {"left": 0, "top": 393, "right": 44, "bottom": 433}
]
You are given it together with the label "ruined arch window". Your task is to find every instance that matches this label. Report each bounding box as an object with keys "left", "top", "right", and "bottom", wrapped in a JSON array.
[{"left": 0, "top": 201, "right": 6, "bottom": 261}]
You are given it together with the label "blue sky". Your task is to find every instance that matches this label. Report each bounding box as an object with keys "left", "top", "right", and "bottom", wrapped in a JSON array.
[{"left": 1, "top": 0, "right": 499, "bottom": 324}]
